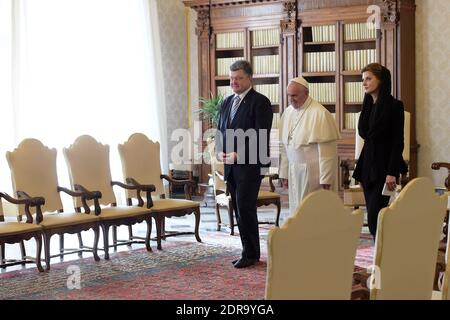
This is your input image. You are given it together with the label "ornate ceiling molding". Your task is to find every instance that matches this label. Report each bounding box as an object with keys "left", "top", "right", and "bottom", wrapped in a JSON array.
[{"left": 186, "top": 0, "right": 282, "bottom": 10}]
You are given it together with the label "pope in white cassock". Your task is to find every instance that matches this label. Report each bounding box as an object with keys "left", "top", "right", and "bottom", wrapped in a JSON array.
[{"left": 279, "top": 77, "right": 341, "bottom": 216}]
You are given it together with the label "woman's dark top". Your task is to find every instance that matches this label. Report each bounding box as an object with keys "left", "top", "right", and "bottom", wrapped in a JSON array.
[{"left": 353, "top": 69, "right": 408, "bottom": 185}]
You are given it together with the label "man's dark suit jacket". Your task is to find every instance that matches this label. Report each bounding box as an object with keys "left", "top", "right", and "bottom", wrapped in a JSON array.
[{"left": 216, "top": 88, "right": 273, "bottom": 181}]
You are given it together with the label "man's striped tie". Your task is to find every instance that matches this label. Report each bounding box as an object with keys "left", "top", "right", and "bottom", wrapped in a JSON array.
[{"left": 229, "top": 95, "right": 241, "bottom": 123}]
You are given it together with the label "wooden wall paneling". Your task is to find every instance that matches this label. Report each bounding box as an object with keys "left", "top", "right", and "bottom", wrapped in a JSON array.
[{"left": 398, "top": 0, "right": 418, "bottom": 178}]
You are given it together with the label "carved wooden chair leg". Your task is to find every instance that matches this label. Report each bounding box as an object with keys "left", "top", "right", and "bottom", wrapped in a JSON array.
[
  {"left": 215, "top": 203, "right": 221, "bottom": 231},
  {"left": 127, "top": 225, "right": 133, "bottom": 246},
  {"left": 194, "top": 207, "right": 202, "bottom": 243},
  {"left": 112, "top": 226, "right": 118, "bottom": 250},
  {"left": 0, "top": 243, "right": 5, "bottom": 268},
  {"left": 184, "top": 184, "right": 192, "bottom": 200},
  {"left": 162, "top": 216, "right": 167, "bottom": 240},
  {"left": 92, "top": 225, "right": 100, "bottom": 261},
  {"left": 275, "top": 199, "right": 281, "bottom": 227},
  {"left": 77, "top": 232, "right": 84, "bottom": 256},
  {"left": 144, "top": 218, "right": 152, "bottom": 252},
  {"left": 35, "top": 235, "right": 44, "bottom": 272},
  {"left": 19, "top": 240, "right": 26, "bottom": 265},
  {"left": 154, "top": 215, "right": 164, "bottom": 250},
  {"left": 43, "top": 233, "right": 52, "bottom": 271},
  {"left": 101, "top": 224, "right": 110, "bottom": 260},
  {"left": 59, "top": 234, "right": 64, "bottom": 258}
]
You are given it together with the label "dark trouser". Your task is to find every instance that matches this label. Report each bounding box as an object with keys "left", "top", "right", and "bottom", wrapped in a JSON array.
[
  {"left": 227, "top": 168, "right": 262, "bottom": 260},
  {"left": 362, "top": 180, "right": 391, "bottom": 237}
]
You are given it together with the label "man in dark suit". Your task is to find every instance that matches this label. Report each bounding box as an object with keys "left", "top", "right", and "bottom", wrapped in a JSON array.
[{"left": 215, "top": 60, "right": 273, "bottom": 268}]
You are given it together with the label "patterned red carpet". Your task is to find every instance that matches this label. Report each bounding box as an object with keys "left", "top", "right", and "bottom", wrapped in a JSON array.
[{"left": 0, "top": 229, "right": 374, "bottom": 300}]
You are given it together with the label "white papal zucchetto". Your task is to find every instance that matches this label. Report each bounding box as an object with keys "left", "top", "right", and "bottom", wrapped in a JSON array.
[{"left": 290, "top": 76, "right": 309, "bottom": 90}]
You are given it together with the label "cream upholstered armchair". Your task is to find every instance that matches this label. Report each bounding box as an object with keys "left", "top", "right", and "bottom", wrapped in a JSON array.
[
  {"left": 341, "top": 111, "right": 411, "bottom": 208},
  {"left": 433, "top": 212, "right": 450, "bottom": 300},
  {"left": 118, "top": 133, "right": 201, "bottom": 250},
  {"left": 353, "top": 178, "right": 447, "bottom": 299},
  {"left": 63, "top": 135, "right": 155, "bottom": 259},
  {"left": 431, "top": 162, "right": 450, "bottom": 291},
  {"left": 0, "top": 191, "right": 45, "bottom": 272},
  {"left": 265, "top": 190, "right": 363, "bottom": 299},
  {"left": 207, "top": 140, "right": 281, "bottom": 236},
  {"left": 6, "top": 139, "right": 102, "bottom": 270}
]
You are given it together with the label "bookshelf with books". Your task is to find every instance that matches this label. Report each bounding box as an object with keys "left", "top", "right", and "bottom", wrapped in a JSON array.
[
  {"left": 212, "top": 28, "right": 281, "bottom": 111},
  {"left": 300, "top": 23, "right": 338, "bottom": 120},
  {"left": 341, "top": 20, "right": 378, "bottom": 132},
  {"left": 213, "top": 27, "right": 282, "bottom": 164},
  {"left": 185, "top": 0, "right": 417, "bottom": 185},
  {"left": 300, "top": 20, "right": 379, "bottom": 135},
  {"left": 296, "top": 0, "right": 417, "bottom": 188},
  {"left": 185, "top": 0, "right": 290, "bottom": 183}
]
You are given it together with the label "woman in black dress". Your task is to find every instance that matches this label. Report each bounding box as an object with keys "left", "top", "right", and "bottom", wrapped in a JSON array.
[{"left": 353, "top": 63, "right": 408, "bottom": 238}]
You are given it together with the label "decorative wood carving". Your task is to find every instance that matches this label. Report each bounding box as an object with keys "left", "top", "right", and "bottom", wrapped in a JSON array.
[
  {"left": 381, "top": 0, "right": 398, "bottom": 24},
  {"left": 281, "top": 0, "right": 297, "bottom": 34},
  {"left": 185, "top": 0, "right": 281, "bottom": 9},
  {"left": 196, "top": 8, "right": 210, "bottom": 38}
]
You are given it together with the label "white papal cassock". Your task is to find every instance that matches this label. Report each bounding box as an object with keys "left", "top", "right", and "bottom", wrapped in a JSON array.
[{"left": 279, "top": 96, "right": 341, "bottom": 216}]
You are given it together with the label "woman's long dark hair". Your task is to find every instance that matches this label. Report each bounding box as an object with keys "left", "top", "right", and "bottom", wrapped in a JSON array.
[{"left": 358, "top": 63, "right": 395, "bottom": 140}]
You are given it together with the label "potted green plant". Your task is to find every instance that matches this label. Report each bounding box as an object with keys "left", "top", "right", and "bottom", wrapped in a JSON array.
[{"left": 196, "top": 93, "right": 224, "bottom": 128}]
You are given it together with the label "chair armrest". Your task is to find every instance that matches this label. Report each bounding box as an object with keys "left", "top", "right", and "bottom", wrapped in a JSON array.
[
  {"left": 160, "top": 174, "right": 195, "bottom": 200},
  {"left": 432, "top": 162, "right": 450, "bottom": 191},
  {"left": 266, "top": 174, "right": 279, "bottom": 192},
  {"left": 2, "top": 191, "right": 45, "bottom": 224},
  {"left": 72, "top": 184, "right": 102, "bottom": 215},
  {"left": 214, "top": 170, "right": 225, "bottom": 182},
  {"left": 125, "top": 178, "right": 156, "bottom": 209}
]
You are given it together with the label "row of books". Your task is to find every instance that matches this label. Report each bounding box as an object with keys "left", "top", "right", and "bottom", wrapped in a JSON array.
[
  {"left": 344, "top": 22, "right": 376, "bottom": 41},
  {"left": 344, "top": 49, "right": 376, "bottom": 71},
  {"left": 218, "top": 82, "right": 364, "bottom": 106},
  {"left": 344, "top": 112, "right": 359, "bottom": 130},
  {"left": 216, "top": 86, "right": 233, "bottom": 98},
  {"left": 252, "top": 28, "right": 279, "bottom": 47},
  {"left": 272, "top": 114, "right": 281, "bottom": 129},
  {"left": 254, "top": 84, "right": 279, "bottom": 104},
  {"left": 215, "top": 28, "right": 280, "bottom": 49},
  {"left": 309, "top": 83, "right": 336, "bottom": 104},
  {"left": 269, "top": 129, "right": 280, "bottom": 159},
  {"left": 311, "top": 25, "right": 336, "bottom": 43},
  {"left": 253, "top": 55, "right": 280, "bottom": 74},
  {"left": 303, "top": 52, "right": 336, "bottom": 72},
  {"left": 344, "top": 82, "right": 365, "bottom": 104},
  {"left": 216, "top": 32, "right": 244, "bottom": 49},
  {"left": 216, "top": 57, "right": 244, "bottom": 76},
  {"left": 217, "top": 84, "right": 279, "bottom": 104}
]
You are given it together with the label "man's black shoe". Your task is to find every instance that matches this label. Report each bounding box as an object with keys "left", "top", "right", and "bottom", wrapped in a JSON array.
[
  {"left": 232, "top": 259, "right": 239, "bottom": 265},
  {"left": 233, "top": 258, "right": 257, "bottom": 268}
]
